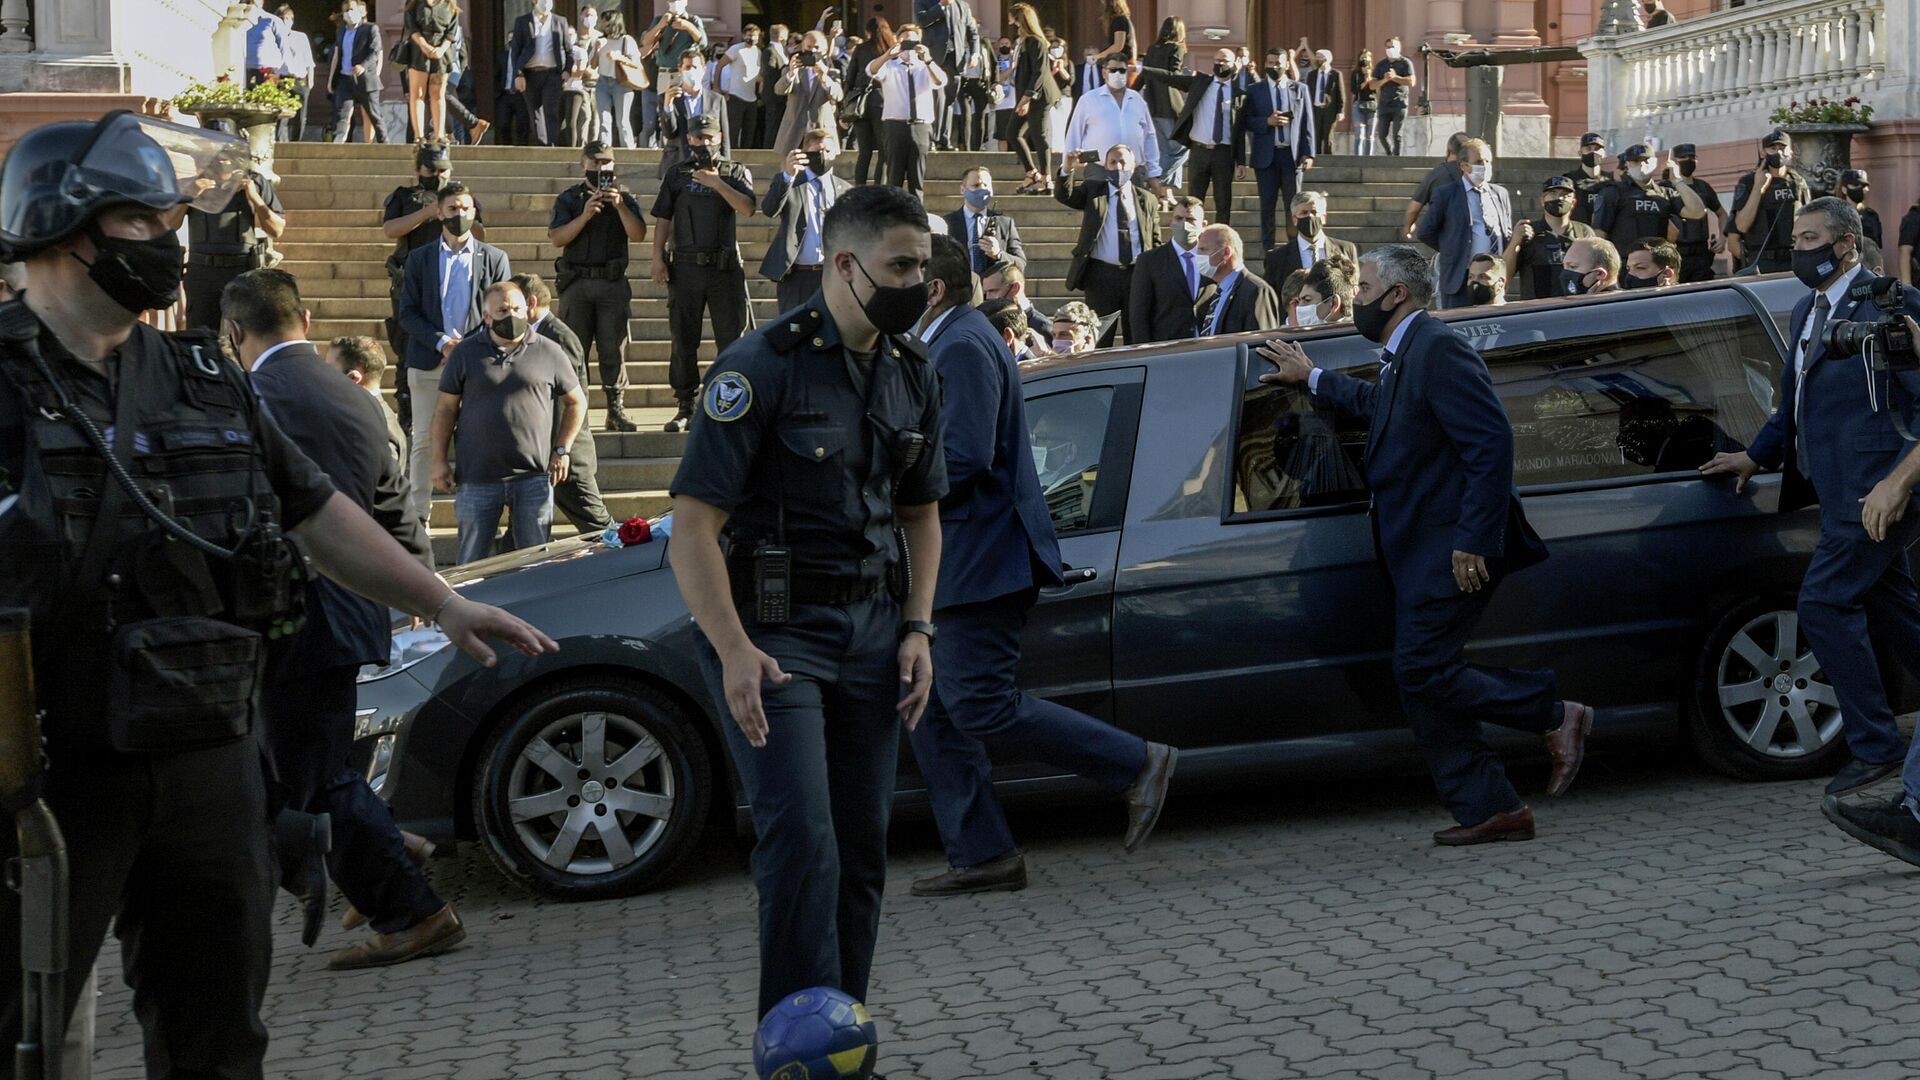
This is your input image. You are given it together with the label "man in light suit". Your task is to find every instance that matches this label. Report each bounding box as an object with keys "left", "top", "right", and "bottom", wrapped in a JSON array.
[
  {"left": 508, "top": 0, "right": 579, "bottom": 147},
  {"left": 1193, "top": 223, "right": 1282, "bottom": 336},
  {"left": 1130, "top": 195, "right": 1209, "bottom": 343},
  {"left": 329, "top": 0, "right": 389, "bottom": 144},
  {"left": 944, "top": 167, "right": 1026, "bottom": 277},
  {"left": 1417, "top": 139, "right": 1514, "bottom": 309},
  {"left": 1264, "top": 190, "right": 1358, "bottom": 289},
  {"left": 1239, "top": 46, "right": 1315, "bottom": 252},
  {"left": 771, "top": 30, "right": 843, "bottom": 155},
  {"left": 1057, "top": 143, "right": 1161, "bottom": 347},
  {"left": 1701, "top": 199, "right": 1920, "bottom": 858},
  {"left": 1259, "top": 245, "right": 1593, "bottom": 845},
  {"left": 224, "top": 270, "right": 464, "bottom": 971},
  {"left": 657, "top": 50, "right": 733, "bottom": 178},
  {"left": 760, "top": 128, "right": 851, "bottom": 312},
  {"left": 906, "top": 236, "right": 1177, "bottom": 896},
  {"left": 397, "top": 182, "right": 513, "bottom": 525}
]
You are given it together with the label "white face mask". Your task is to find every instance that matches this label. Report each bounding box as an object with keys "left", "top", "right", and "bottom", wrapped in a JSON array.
[
  {"left": 1385, "top": 45, "right": 1401, "bottom": 60},
  {"left": 685, "top": 70, "right": 703, "bottom": 86},
  {"left": 1198, "top": 248, "right": 1225, "bottom": 282},
  {"left": 1468, "top": 163, "right": 1491, "bottom": 185},
  {"left": 581, "top": 13, "right": 597, "bottom": 28},
  {"left": 1636, "top": 160, "right": 1659, "bottom": 181},
  {"left": 668, "top": 0, "right": 687, "bottom": 14},
  {"left": 1052, "top": 337, "right": 1076, "bottom": 353},
  {"left": 1049, "top": 46, "right": 1064, "bottom": 59},
  {"left": 534, "top": 0, "right": 552, "bottom": 14},
  {"left": 1105, "top": 71, "right": 1127, "bottom": 90},
  {"left": 343, "top": 7, "right": 364, "bottom": 25},
  {"left": 1295, "top": 301, "right": 1324, "bottom": 327},
  {"left": 1173, "top": 220, "right": 1201, "bottom": 249}
]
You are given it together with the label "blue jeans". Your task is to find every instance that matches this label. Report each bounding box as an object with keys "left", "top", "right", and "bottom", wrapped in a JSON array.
[
  {"left": 596, "top": 79, "right": 636, "bottom": 148},
  {"left": 1353, "top": 103, "right": 1377, "bottom": 155},
  {"left": 637, "top": 87, "right": 660, "bottom": 147},
  {"left": 1153, "top": 115, "right": 1187, "bottom": 190},
  {"left": 454, "top": 473, "right": 553, "bottom": 564}
]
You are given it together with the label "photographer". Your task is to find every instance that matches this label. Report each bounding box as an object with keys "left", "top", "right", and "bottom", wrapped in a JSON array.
[
  {"left": 1729, "top": 129, "right": 1811, "bottom": 274},
  {"left": 548, "top": 140, "right": 646, "bottom": 432},
  {"left": 1701, "top": 198, "right": 1920, "bottom": 859}
]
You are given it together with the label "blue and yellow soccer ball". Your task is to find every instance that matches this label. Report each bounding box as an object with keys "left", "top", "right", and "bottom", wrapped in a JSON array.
[{"left": 753, "top": 987, "right": 878, "bottom": 1080}]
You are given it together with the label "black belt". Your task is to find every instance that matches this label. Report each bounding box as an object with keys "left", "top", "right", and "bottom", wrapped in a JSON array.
[
  {"left": 563, "top": 262, "right": 625, "bottom": 280},
  {"left": 672, "top": 250, "right": 735, "bottom": 268},
  {"left": 190, "top": 251, "right": 257, "bottom": 269},
  {"left": 790, "top": 263, "right": 822, "bottom": 272},
  {"left": 730, "top": 566, "right": 884, "bottom": 607}
]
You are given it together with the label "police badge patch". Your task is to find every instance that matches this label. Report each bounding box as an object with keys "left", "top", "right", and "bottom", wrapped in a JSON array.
[{"left": 704, "top": 372, "right": 753, "bottom": 422}]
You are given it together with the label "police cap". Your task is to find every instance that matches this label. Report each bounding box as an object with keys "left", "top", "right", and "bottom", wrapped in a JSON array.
[
  {"left": 1542, "top": 175, "right": 1575, "bottom": 192},
  {"left": 1620, "top": 143, "right": 1651, "bottom": 162},
  {"left": 1841, "top": 168, "right": 1868, "bottom": 185},
  {"left": 1671, "top": 142, "right": 1697, "bottom": 157},
  {"left": 1580, "top": 132, "right": 1606, "bottom": 149},
  {"left": 415, "top": 140, "right": 452, "bottom": 169},
  {"left": 1762, "top": 128, "right": 1792, "bottom": 148},
  {"left": 690, "top": 114, "right": 724, "bottom": 140}
]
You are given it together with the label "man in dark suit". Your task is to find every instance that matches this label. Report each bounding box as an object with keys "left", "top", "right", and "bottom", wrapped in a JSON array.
[
  {"left": 1305, "top": 49, "right": 1345, "bottom": 156},
  {"left": 328, "top": 0, "right": 388, "bottom": 143},
  {"left": 223, "top": 270, "right": 464, "bottom": 970},
  {"left": 906, "top": 236, "right": 1176, "bottom": 896},
  {"left": 1264, "top": 189, "right": 1358, "bottom": 289},
  {"left": 1056, "top": 143, "right": 1161, "bottom": 347},
  {"left": 657, "top": 50, "right": 733, "bottom": 177},
  {"left": 1072, "top": 47, "right": 1102, "bottom": 102},
  {"left": 325, "top": 336, "right": 412, "bottom": 504},
  {"left": 1141, "top": 48, "right": 1241, "bottom": 227},
  {"left": 1258, "top": 245, "right": 1592, "bottom": 845},
  {"left": 1416, "top": 138, "right": 1514, "bottom": 309},
  {"left": 508, "top": 0, "right": 578, "bottom": 147},
  {"left": 759, "top": 128, "right": 852, "bottom": 312},
  {"left": 1193, "top": 224, "right": 1282, "bottom": 335},
  {"left": 517, "top": 272, "right": 612, "bottom": 537},
  {"left": 1701, "top": 200, "right": 1920, "bottom": 852},
  {"left": 944, "top": 166, "right": 1026, "bottom": 277},
  {"left": 915, "top": 0, "right": 976, "bottom": 149},
  {"left": 396, "top": 182, "right": 513, "bottom": 525},
  {"left": 1130, "top": 194, "right": 1209, "bottom": 343},
  {"left": 1239, "top": 47, "right": 1315, "bottom": 252}
]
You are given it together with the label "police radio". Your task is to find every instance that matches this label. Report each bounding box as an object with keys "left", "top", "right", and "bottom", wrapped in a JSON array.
[{"left": 754, "top": 544, "right": 792, "bottom": 624}]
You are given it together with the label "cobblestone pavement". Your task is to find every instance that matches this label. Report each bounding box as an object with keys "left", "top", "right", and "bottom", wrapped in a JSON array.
[{"left": 92, "top": 731, "right": 1920, "bottom": 1080}]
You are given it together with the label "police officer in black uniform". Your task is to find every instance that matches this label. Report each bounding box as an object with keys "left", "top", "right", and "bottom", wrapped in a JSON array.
[
  {"left": 380, "top": 143, "right": 484, "bottom": 429},
  {"left": 1730, "top": 129, "right": 1812, "bottom": 275},
  {"left": 0, "top": 112, "right": 554, "bottom": 1078},
  {"left": 183, "top": 163, "right": 284, "bottom": 330},
  {"left": 669, "top": 183, "right": 946, "bottom": 1023},
  {"left": 1571, "top": 131, "right": 1615, "bottom": 229},
  {"left": 1504, "top": 176, "right": 1595, "bottom": 300},
  {"left": 550, "top": 140, "right": 648, "bottom": 434},
  {"left": 1670, "top": 143, "right": 1729, "bottom": 283},
  {"left": 1592, "top": 143, "right": 1707, "bottom": 249},
  {"left": 651, "top": 113, "right": 756, "bottom": 434},
  {"left": 1840, "top": 168, "right": 1881, "bottom": 246}
]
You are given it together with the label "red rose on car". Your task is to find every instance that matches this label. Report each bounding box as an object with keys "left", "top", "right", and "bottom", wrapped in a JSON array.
[{"left": 618, "top": 518, "right": 651, "bottom": 545}]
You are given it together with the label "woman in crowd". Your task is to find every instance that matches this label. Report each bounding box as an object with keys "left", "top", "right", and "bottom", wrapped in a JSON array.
[
  {"left": 1141, "top": 17, "right": 1187, "bottom": 188},
  {"left": 994, "top": 33, "right": 1018, "bottom": 151},
  {"left": 593, "top": 11, "right": 644, "bottom": 148},
  {"left": 1008, "top": 3, "right": 1057, "bottom": 195},
  {"left": 847, "top": 15, "right": 894, "bottom": 184},
  {"left": 1044, "top": 32, "right": 1072, "bottom": 173},
  {"left": 404, "top": 0, "right": 460, "bottom": 143},
  {"left": 1092, "top": 0, "right": 1135, "bottom": 64},
  {"left": 1350, "top": 48, "right": 1377, "bottom": 155}
]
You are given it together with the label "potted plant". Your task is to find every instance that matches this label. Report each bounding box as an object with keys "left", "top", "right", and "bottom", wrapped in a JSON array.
[
  {"left": 1770, "top": 96, "right": 1873, "bottom": 196},
  {"left": 172, "top": 74, "right": 302, "bottom": 177}
]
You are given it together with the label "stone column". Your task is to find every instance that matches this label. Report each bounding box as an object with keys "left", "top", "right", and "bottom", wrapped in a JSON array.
[
  {"left": 25, "top": 0, "right": 128, "bottom": 91},
  {"left": 0, "top": 0, "right": 32, "bottom": 54}
]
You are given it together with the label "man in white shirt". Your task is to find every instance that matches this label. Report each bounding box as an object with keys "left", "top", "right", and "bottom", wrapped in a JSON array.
[
  {"left": 276, "top": 4, "right": 314, "bottom": 141},
  {"left": 719, "top": 25, "right": 766, "bottom": 149},
  {"left": 1064, "top": 56, "right": 1162, "bottom": 194},
  {"left": 865, "top": 22, "right": 947, "bottom": 199},
  {"left": 510, "top": 0, "right": 578, "bottom": 148}
]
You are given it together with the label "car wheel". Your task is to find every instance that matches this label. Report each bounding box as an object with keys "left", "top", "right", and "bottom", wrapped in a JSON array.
[
  {"left": 1686, "top": 596, "right": 1849, "bottom": 781},
  {"left": 474, "top": 678, "right": 712, "bottom": 900}
]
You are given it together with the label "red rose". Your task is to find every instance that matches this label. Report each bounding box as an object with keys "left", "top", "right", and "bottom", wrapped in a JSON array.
[{"left": 617, "top": 517, "right": 652, "bottom": 545}]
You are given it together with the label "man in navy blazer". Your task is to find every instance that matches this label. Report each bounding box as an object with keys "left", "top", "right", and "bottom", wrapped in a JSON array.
[
  {"left": 905, "top": 237, "right": 1177, "bottom": 896},
  {"left": 759, "top": 130, "right": 853, "bottom": 312},
  {"left": 507, "top": 1, "right": 578, "bottom": 147},
  {"left": 397, "top": 182, "right": 512, "bottom": 524},
  {"left": 1238, "top": 47, "right": 1315, "bottom": 253},
  {"left": 1418, "top": 139, "right": 1515, "bottom": 309},
  {"left": 328, "top": 0, "right": 388, "bottom": 143},
  {"left": 1701, "top": 199, "right": 1920, "bottom": 857},
  {"left": 1259, "top": 245, "right": 1592, "bottom": 846}
]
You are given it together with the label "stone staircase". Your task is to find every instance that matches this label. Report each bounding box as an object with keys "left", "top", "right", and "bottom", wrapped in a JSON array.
[{"left": 269, "top": 143, "right": 1569, "bottom": 562}]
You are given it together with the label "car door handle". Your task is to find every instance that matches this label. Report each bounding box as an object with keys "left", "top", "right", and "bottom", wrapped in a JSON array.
[{"left": 1059, "top": 566, "right": 1099, "bottom": 586}]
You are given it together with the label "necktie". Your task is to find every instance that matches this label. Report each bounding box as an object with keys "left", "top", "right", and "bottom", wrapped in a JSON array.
[
  {"left": 907, "top": 64, "right": 919, "bottom": 121},
  {"left": 972, "top": 212, "right": 985, "bottom": 274},
  {"left": 1196, "top": 284, "right": 1220, "bottom": 335},
  {"left": 1380, "top": 348, "right": 1395, "bottom": 370},
  {"left": 1114, "top": 186, "right": 1134, "bottom": 266},
  {"left": 1182, "top": 250, "right": 1198, "bottom": 298},
  {"left": 1795, "top": 294, "right": 1831, "bottom": 474},
  {"left": 1212, "top": 84, "right": 1227, "bottom": 144},
  {"left": 1270, "top": 82, "right": 1283, "bottom": 147}
]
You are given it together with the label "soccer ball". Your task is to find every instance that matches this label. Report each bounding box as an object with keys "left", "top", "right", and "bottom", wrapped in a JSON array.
[{"left": 753, "top": 987, "right": 879, "bottom": 1080}]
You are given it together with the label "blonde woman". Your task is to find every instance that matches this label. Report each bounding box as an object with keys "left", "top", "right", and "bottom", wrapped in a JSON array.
[{"left": 1007, "top": 4, "right": 1056, "bottom": 194}]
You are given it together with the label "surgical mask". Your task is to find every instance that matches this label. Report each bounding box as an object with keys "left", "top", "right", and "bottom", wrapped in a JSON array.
[
  {"left": 1197, "top": 248, "right": 1224, "bottom": 282},
  {"left": 1105, "top": 71, "right": 1127, "bottom": 90},
  {"left": 343, "top": 7, "right": 364, "bottom": 26},
  {"left": 1635, "top": 160, "right": 1658, "bottom": 181},
  {"left": 1030, "top": 440, "right": 1074, "bottom": 479},
  {"left": 805, "top": 150, "right": 827, "bottom": 174},
  {"left": 1468, "top": 163, "right": 1491, "bottom": 186},
  {"left": 1544, "top": 197, "right": 1573, "bottom": 216},
  {"left": 582, "top": 13, "right": 597, "bottom": 29},
  {"left": 1172, "top": 219, "right": 1202, "bottom": 249},
  {"left": 1468, "top": 281, "right": 1497, "bottom": 305},
  {"left": 75, "top": 223, "right": 184, "bottom": 314},
  {"left": 1213, "top": 61, "right": 1234, "bottom": 78},
  {"left": 1052, "top": 337, "right": 1076, "bottom": 353},
  {"left": 1294, "top": 301, "right": 1325, "bottom": 327},
  {"left": 850, "top": 254, "right": 930, "bottom": 336},
  {"left": 443, "top": 213, "right": 473, "bottom": 237},
  {"left": 963, "top": 187, "right": 992, "bottom": 210},
  {"left": 1385, "top": 45, "right": 1401, "bottom": 60},
  {"left": 1622, "top": 271, "right": 1661, "bottom": 290},
  {"left": 1295, "top": 215, "right": 1321, "bottom": 238},
  {"left": 490, "top": 313, "right": 529, "bottom": 341},
  {"left": 1560, "top": 267, "right": 1593, "bottom": 294},
  {"left": 419, "top": 172, "right": 444, "bottom": 191},
  {"left": 533, "top": 0, "right": 551, "bottom": 13},
  {"left": 684, "top": 70, "right": 704, "bottom": 87},
  {"left": 1792, "top": 241, "right": 1843, "bottom": 289},
  {"left": 1764, "top": 150, "right": 1785, "bottom": 169},
  {"left": 668, "top": 0, "right": 687, "bottom": 13},
  {"left": 1580, "top": 151, "right": 1601, "bottom": 168},
  {"left": 1353, "top": 286, "right": 1396, "bottom": 343},
  {"left": 1678, "top": 159, "right": 1697, "bottom": 177},
  {"left": 1049, "top": 46, "right": 1064, "bottom": 59}
]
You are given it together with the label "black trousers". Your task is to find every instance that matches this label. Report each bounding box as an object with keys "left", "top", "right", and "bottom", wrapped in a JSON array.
[
  {"left": 496, "top": 88, "right": 533, "bottom": 146},
  {"left": 0, "top": 737, "right": 274, "bottom": 1079},
  {"left": 262, "top": 665, "right": 444, "bottom": 935},
  {"left": 1254, "top": 150, "right": 1301, "bottom": 252},
  {"left": 1082, "top": 259, "right": 1134, "bottom": 347},
  {"left": 185, "top": 257, "right": 247, "bottom": 331},
  {"left": 1189, "top": 142, "right": 1235, "bottom": 225},
  {"left": 668, "top": 259, "right": 748, "bottom": 406},
  {"left": 1375, "top": 107, "right": 1406, "bottom": 155},
  {"left": 883, "top": 118, "right": 930, "bottom": 198},
  {"left": 330, "top": 74, "right": 391, "bottom": 142},
  {"left": 523, "top": 67, "right": 564, "bottom": 147},
  {"left": 726, "top": 94, "right": 755, "bottom": 149},
  {"left": 853, "top": 111, "right": 886, "bottom": 185},
  {"left": 1009, "top": 104, "right": 1048, "bottom": 176},
  {"left": 1313, "top": 103, "right": 1340, "bottom": 155},
  {"left": 1679, "top": 242, "right": 1715, "bottom": 283},
  {"left": 554, "top": 416, "right": 612, "bottom": 532},
  {"left": 776, "top": 265, "right": 823, "bottom": 314},
  {"left": 556, "top": 275, "right": 632, "bottom": 396}
]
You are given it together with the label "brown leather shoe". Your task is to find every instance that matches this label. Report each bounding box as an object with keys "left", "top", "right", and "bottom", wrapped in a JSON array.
[
  {"left": 1433, "top": 806, "right": 1536, "bottom": 846},
  {"left": 910, "top": 851, "right": 1028, "bottom": 897},
  {"left": 1543, "top": 701, "right": 1594, "bottom": 797},
  {"left": 339, "top": 832, "right": 437, "bottom": 932},
  {"left": 1122, "top": 742, "right": 1178, "bottom": 853},
  {"left": 327, "top": 904, "right": 465, "bottom": 970}
]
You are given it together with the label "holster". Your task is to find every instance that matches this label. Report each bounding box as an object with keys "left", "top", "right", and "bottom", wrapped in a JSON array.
[{"left": 106, "top": 616, "right": 262, "bottom": 752}]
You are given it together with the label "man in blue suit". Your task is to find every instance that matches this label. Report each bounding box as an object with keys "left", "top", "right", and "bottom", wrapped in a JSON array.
[
  {"left": 1259, "top": 245, "right": 1593, "bottom": 845},
  {"left": 1238, "top": 46, "right": 1315, "bottom": 254},
  {"left": 906, "top": 236, "right": 1177, "bottom": 895},
  {"left": 397, "top": 181, "right": 512, "bottom": 525},
  {"left": 1700, "top": 198, "right": 1920, "bottom": 859},
  {"left": 507, "top": 0, "right": 577, "bottom": 147},
  {"left": 1416, "top": 138, "right": 1515, "bottom": 310}
]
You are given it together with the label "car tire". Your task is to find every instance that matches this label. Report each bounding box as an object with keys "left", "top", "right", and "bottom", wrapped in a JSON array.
[
  {"left": 473, "top": 678, "right": 713, "bottom": 900},
  {"left": 1685, "top": 595, "right": 1849, "bottom": 781}
]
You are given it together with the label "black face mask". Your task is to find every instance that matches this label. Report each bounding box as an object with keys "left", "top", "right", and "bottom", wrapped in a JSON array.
[
  {"left": 1295, "top": 215, "right": 1321, "bottom": 238},
  {"left": 1213, "top": 61, "right": 1234, "bottom": 78},
  {"left": 1764, "top": 151, "right": 1785, "bottom": 169},
  {"left": 443, "top": 214, "right": 473, "bottom": 237},
  {"left": 1792, "top": 241, "right": 1844, "bottom": 289},
  {"left": 419, "top": 173, "right": 444, "bottom": 192},
  {"left": 1622, "top": 271, "right": 1661, "bottom": 290},
  {"left": 75, "top": 222, "right": 184, "bottom": 314},
  {"left": 1580, "top": 151, "right": 1601, "bottom": 168},
  {"left": 999, "top": 45, "right": 1012, "bottom": 55},
  {"left": 1263, "top": 64, "right": 1282, "bottom": 80},
  {"left": 489, "top": 313, "right": 529, "bottom": 342},
  {"left": 850, "top": 254, "right": 929, "bottom": 336},
  {"left": 1544, "top": 197, "right": 1573, "bottom": 216},
  {"left": 806, "top": 150, "right": 827, "bottom": 174},
  {"left": 1846, "top": 186, "right": 1869, "bottom": 202},
  {"left": 1468, "top": 281, "right": 1497, "bottom": 306},
  {"left": 1560, "top": 267, "right": 1593, "bottom": 295},
  {"left": 1353, "top": 285, "right": 1399, "bottom": 343}
]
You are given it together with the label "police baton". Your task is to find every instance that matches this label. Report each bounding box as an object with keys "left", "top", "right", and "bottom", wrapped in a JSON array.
[
  {"left": 0, "top": 609, "right": 68, "bottom": 1080},
  {"left": 736, "top": 242, "right": 759, "bottom": 332}
]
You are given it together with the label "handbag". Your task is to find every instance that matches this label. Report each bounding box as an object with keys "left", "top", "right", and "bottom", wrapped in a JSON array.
[{"left": 613, "top": 39, "right": 647, "bottom": 90}]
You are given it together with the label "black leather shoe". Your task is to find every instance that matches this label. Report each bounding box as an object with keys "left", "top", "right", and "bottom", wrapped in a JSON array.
[
  {"left": 1823, "top": 794, "right": 1920, "bottom": 867},
  {"left": 910, "top": 852, "right": 1027, "bottom": 896},
  {"left": 1122, "top": 742, "right": 1178, "bottom": 853},
  {"left": 1827, "top": 757, "right": 1901, "bottom": 797}
]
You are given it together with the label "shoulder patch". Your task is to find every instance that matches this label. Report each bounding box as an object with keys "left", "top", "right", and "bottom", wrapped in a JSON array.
[{"left": 704, "top": 371, "right": 753, "bottom": 422}]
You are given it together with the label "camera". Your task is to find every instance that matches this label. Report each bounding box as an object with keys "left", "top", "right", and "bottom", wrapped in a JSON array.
[
  {"left": 795, "top": 49, "right": 819, "bottom": 66},
  {"left": 1819, "top": 275, "right": 1918, "bottom": 371}
]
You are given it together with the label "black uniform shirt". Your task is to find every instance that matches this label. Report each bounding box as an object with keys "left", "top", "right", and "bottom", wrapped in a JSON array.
[
  {"left": 1572, "top": 172, "right": 1614, "bottom": 227},
  {"left": 669, "top": 301, "right": 948, "bottom": 581},
  {"left": 1594, "top": 179, "right": 1682, "bottom": 246},
  {"left": 188, "top": 170, "right": 282, "bottom": 255},
  {"left": 1514, "top": 218, "right": 1595, "bottom": 299},
  {"left": 383, "top": 183, "right": 486, "bottom": 254},
  {"left": 651, "top": 159, "right": 755, "bottom": 254},
  {"left": 1674, "top": 177, "right": 1724, "bottom": 248},
  {"left": 550, "top": 182, "right": 646, "bottom": 265},
  {"left": 1730, "top": 170, "right": 1811, "bottom": 255},
  {"left": 1860, "top": 205, "right": 1883, "bottom": 247}
]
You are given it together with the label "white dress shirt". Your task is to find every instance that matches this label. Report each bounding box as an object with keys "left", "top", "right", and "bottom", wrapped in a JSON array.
[
  {"left": 248, "top": 339, "right": 304, "bottom": 373},
  {"left": 528, "top": 13, "right": 558, "bottom": 68},
  {"left": 876, "top": 57, "right": 945, "bottom": 122},
  {"left": 1190, "top": 78, "right": 1234, "bottom": 148},
  {"left": 1309, "top": 310, "right": 1420, "bottom": 393},
  {"left": 1091, "top": 180, "right": 1143, "bottom": 266},
  {"left": 1065, "top": 87, "right": 1161, "bottom": 177},
  {"left": 437, "top": 236, "right": 475, "bottom": 351},
  {"left": 285, "top": 30, "right": 314, "bottom": 80}
]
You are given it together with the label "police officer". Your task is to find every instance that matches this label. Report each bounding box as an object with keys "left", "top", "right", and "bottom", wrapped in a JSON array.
[
  {"left": 1593, "top": 143, "right": 1707, "bottom": 249},
  {"left": 651, "top": 113, "right": 755, "bottom": 434},
  {"left": 1570, "top": 132, "right": 1615, "bottom": 228},
  {"left": 0, "top": 112, "right": 554, "bottom": 1076},
  {"left": 668, "top": 183, "right": 946, "bottom": 1022},
  {"left": 1841, "top": 168, "right": 1881, "bottom": 246},
  {"left": 549, "top": 139, "right": 648, "bottom": 433},
  {"left": 1729, "top": 129, "right": 1811, "bottom": 274},
  {"left": 381, "top": 142, "right": 484, "bottom": 429},
  {"left": 1504, "top": 176, "right": 1594, "bottom": 300},
  {"left": 183, "top": 162, "right": 284, "bottom": 330},
  {"left": 1670, "top": 143, "right": 1729, "bottom": 283}
]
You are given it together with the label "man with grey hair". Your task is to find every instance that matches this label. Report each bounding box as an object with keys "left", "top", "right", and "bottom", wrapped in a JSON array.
[
  {"left": 1265, "top": 189, "right": 1356, "bottom": 290},
  {"left": 1703, "top": 196, "right": 1920, "bottom": 858},
  {"left": 1257, "top": 244, "right": 1592, "bottom": 845},
  {"left": 1050, "top": 299, "right": 1100, "bottom": 353},
  {"left": 1194, "top": 223, "right": 1281, "bottom": 335}
]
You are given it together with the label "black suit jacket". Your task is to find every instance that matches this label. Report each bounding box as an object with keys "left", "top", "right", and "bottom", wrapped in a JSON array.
[
  {"left": 942, "top": 207, "right": 1027, "bottom": 272},
  {"left": 1262, "top": 234, "right": 1359, "bottom": 292},
  {"left": 328, "top": 21, "right": 383, "bottom": 91},
  {"left": 1136, "top": 41, "right": 1186, "bottom": 116},
  {"left": 1198, "top": 270, "right": 1283, "bottom": 335},
  {"left": 1306, "top": 66, "right": 1346, "bottom": 112},
  {"left": 508, "top": 12, "right": 577, "bottom": 79},
  {"left": 1128, "top": 241, "right": 1204, "bottom": 343},
  {"left": 1159, "top": 72, "right": 1242, "bottom": 157},
  {"left": 1056, "top": 171, "right": 1161, "bottom": 292},
  {"left": 250, "top": 342, "right": 429, "bottom": 674}
]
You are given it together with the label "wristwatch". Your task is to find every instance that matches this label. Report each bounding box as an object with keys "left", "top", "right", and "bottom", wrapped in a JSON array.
[
  {"left": 552, "top": 447, "right": 571, "bottom": 458},
  {"left": 900, "top": 620, "right": 937, "bottom": 644}
]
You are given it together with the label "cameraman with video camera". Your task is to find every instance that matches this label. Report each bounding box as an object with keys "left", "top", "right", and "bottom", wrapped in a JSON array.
[{"left": 1702, "top": 197, "right": 1920, "bottom": 861}]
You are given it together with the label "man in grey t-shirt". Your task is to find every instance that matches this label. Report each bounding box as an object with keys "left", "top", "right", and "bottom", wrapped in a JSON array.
[{"left": 431, "top": 280, "right": 588, "bottom": 564}]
